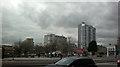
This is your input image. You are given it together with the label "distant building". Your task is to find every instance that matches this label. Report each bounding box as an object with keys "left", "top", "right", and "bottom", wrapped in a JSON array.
[
  {"left": 26, "top": 38, "right": 34, "bottom": 47},
  {"left": 97, "top": 45, "right": 107, "bottom": 54},
  {"left": 44, "top": 33, "right": 67, "bottom": 46},
  {"left": 78, "top": 22, "right": 96, "bottom": 49},
  {"left": 1, "top": 44, "right": 14, "bottom": 58},
  {"left": 21, "top": 37, "right": 34, "bottom": 54},
  {"left": 106, "top": 45, "right": 116, "bottom": 57}
]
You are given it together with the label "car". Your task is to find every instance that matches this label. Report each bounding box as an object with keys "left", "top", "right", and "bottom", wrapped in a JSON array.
[
  {"left": 96, "top": 54, "right": 103, "bottom": 57},
  {"left": 44, "top": 57, "right": 97, "bottom": 67},
  {"left": 117, "top": 59, "right": 120, "bottom": 67}
]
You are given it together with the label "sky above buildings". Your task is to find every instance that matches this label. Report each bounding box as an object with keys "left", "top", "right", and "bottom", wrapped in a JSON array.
[{"left": 1, "top": 0, "right": 118, "bottom": 46}]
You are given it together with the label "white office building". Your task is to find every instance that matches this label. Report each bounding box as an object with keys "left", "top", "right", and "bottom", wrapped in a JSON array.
[
  {"left": 106, "top": 45, "right": 116, "bottom": 57},
  {"left": 78, "top": 22, "right": 96, "bottom": 49},
  {"left": 44, "top": 33, "right": 67, "bottom": 46}
]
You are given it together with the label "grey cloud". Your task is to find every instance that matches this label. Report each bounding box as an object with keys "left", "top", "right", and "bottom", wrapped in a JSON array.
[
  {"left": 18, "top": 2, "right": 53, "bottom": 29},
  {"left": 1, "top": 2, "right": 118, "bottom": 45},
  {"left": 2, "top": 5, "right": 43, "bottom": 44},
  {"left": 97, "top": 30, "right": 117, "bottom": 38}
]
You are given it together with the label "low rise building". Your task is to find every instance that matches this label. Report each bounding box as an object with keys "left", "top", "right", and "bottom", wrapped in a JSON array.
[
  {"left": 44, "top": 33, "right": 67, "bottom": 53},
  {"left": 44, "top": 33, "right": 67, "bottom": 46},
  {"left": 1, "top": 44, "right": 14, "bottom": 58},
  {"left": 21, "top": 37, "right": 34, "bottom": 54},
  {"left": 97, "top": 45, "right": 107, "bottom": 55},
  {"left": 106, "top": 45, "right": 116, "bottom": 57}
]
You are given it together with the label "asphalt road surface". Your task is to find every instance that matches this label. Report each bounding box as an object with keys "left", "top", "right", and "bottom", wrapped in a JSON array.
[
  {"left": 2, "top": 62, "right": 117, "bottom": 67},
  {"left": 2, "top": 57, "right": 118, "bottom": 67},
  {"left": 97, "top": 63, "right": 117, "bottom": 67}
]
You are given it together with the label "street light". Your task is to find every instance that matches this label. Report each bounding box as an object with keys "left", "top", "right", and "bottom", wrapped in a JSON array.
[{"left": 12, "top": 49, "right": 15, "bottom": 60}]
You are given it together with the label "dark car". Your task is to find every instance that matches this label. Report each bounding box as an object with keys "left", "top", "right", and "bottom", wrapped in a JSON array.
[
  {"left": 117, "top": 59, "right": 120, "bottom": 67},
  {"left": 96, "top": 54, "right": 103, "bottom": 57},
  {"left": 44, "top": 57, "right": 97, "bottom": 67}
]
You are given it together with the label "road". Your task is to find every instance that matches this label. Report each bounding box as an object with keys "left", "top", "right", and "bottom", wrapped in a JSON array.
[
  {"left": 97, "top": 62, "right": 117, "bottom": 67},
  {"left": 1, "top": 63, "right": 117, "bottom": 67},
  {"left": 2, "top": 61, "right": 117, "bottom": 67},
  {"left": 2, "top": 57, "right": 119, "bottom": 67}
]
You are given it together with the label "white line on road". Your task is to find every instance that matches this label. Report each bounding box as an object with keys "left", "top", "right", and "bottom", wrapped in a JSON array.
[{"left": 97, "top": 63, "right": 117, "bottom": 65}]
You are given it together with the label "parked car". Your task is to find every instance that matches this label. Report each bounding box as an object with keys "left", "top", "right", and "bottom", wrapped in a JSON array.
[
  {"left": 44, "top": 57, "right": 97, "bottom": 67},
  {"left": 117, "top": 59, "right": 120, "bottom": 67},
  {"left": 97, "top": 54, "right": 103, "bottom": 57},
  {"left": 28, "top": 54, "right": 36, "bottom": 58}
]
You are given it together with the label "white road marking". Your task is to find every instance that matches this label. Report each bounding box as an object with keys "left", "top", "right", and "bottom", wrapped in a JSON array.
[{"left": 97, "top": 63, "right": 117, "bottom": 65}]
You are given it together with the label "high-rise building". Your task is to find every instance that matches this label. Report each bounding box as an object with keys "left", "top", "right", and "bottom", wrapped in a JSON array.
[{"left": 78, "top": 22, "right": 96, "bottom": 49}]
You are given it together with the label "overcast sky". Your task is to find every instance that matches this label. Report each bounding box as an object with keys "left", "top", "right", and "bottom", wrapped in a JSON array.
[{"left": 1, "top": 1, "right": 118, "bottom": 46}]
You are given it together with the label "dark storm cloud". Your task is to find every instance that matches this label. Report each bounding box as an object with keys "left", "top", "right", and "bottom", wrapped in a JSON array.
[
  {"left": 1, "top": 1, "right": 118, "bottom": 45},
  {"left": 53, "top": 2, "right": 118, "bottom": 29}
]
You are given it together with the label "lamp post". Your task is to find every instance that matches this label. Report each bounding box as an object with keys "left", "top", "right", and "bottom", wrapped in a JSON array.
[
  {"left": 107, "top": 47, "right": 109, "bottom": 57},
  {"left": 12, "top": 49, "right": 15, "bottom": 60}
]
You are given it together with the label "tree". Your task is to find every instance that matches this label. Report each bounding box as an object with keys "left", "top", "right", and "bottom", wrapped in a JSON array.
[
  {"left": 61, "top": 37, "right": 76, "bottom": 56},
  {"left": 14, "top": 41, "right": 22, "bottom": 56},
  {"left": 21, "top": 41, "right": 29, "bottom": 54},
  {"left": 87, "top": 41, "right": 98, "bottom": 55},
  {"left": 21, "top": 39, "right": 34, "bottom": 54},
  {"left": 67, "top": 37, "right": 76, "bottom": 54},
  {"left": 2, "top": 46, "right": 5, "bottom": 59},
  {"left": 35, "top": 45, "right": 45, "bottom": 53},
  {"left": 44, "top": 44, "right": 56, "bottom": 53}
]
